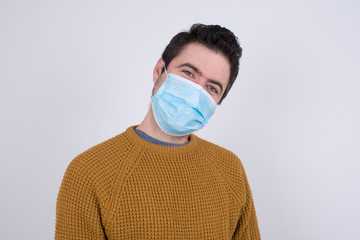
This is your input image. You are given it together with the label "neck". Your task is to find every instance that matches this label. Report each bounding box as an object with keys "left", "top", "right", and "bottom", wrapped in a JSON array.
[{"left": 137, "top": 105, "right": 189, "bottom": 145}]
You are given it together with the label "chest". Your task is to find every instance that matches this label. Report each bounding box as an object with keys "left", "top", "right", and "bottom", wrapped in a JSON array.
[{"left": 104, "top": 157, "right": 239, "bottom": 239}]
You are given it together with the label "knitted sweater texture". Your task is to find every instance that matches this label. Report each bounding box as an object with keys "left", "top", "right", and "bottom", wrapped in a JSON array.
[{"left": 55, "top": 126, "right": 260, "bottom": 239}]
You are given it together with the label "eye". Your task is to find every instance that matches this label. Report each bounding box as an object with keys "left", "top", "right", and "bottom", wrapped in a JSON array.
[
  {"left": 183, "top": 70, "right": 194, "bottom": 78},
  {"left": 207, "top": 85, "right": 219, "bottom": 94}
]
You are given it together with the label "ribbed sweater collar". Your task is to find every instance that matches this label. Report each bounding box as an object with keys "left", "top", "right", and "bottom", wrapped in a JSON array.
[{"left": 123, "top": 126, "right": 201, "bottom": 155}]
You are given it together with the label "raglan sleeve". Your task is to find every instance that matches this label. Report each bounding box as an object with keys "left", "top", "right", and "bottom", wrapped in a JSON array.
[
  {"left": 55, "top": 158, "right": 107, "bottom": 240},
  {"left": 232, "top": 166, "right": 261, "bottom": 240}
]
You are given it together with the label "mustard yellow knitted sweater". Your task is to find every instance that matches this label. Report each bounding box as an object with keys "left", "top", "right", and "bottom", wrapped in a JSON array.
[{"left": 56, "top": 126, "right": 260, "bottom": 239}]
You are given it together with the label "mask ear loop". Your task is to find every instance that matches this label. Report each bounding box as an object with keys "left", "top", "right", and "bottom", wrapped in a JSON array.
[{"left": 163, "top": 63, "right": 168, "bottom": 76}]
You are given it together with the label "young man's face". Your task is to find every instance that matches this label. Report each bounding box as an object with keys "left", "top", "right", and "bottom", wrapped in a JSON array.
[{"left": 153, "top": 42, "right": 231, "bottom": 104}]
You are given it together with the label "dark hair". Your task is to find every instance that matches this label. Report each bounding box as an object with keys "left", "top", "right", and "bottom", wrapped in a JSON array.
[{"left": 161, "top": 23, "right": 242, "bottom": 104}]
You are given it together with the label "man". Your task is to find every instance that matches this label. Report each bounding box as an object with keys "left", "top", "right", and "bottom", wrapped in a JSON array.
[{"left": 56, "top": 24, "right": 260, "bottom": 239}]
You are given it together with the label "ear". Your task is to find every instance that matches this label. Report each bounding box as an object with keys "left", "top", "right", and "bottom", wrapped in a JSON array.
[{"left": 153, "top": 58, "right": 165, "bottom": 83}]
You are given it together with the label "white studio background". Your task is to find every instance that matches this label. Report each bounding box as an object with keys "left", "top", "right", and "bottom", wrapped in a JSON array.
[{"left": 1, "top": 0, "right": 359, "bottom": 239}]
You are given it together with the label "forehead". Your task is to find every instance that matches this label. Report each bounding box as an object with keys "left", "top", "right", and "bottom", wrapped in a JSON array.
[{"left": 169, "top": 42, "right": 231, "bottom": 86}]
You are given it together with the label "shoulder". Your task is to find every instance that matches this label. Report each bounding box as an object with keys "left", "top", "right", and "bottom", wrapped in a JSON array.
[
  {"left": 195, "top": 135, "right": 244, "bottom": 173},
  {"left": 63, "top": 130, "right": 135, "bottom": 189},
  {"left": 194, "top": 135, "right": 248, "bottom": 201}
]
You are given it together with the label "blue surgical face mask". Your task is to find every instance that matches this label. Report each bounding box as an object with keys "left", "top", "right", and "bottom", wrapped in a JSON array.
[{"left": 151, "top": 69, "right": 217, "bottom": 136}]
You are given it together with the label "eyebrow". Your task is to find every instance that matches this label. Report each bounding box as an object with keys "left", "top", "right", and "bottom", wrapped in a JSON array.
[{"left": 178, "top": 63, "right": 224, "bottom": 94}]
